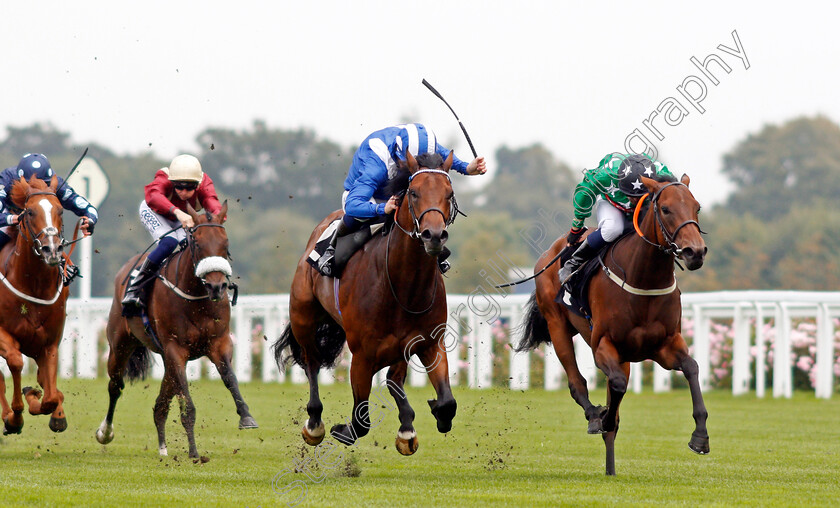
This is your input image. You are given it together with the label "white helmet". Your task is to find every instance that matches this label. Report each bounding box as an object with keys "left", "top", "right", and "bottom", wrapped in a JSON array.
[{"left": 168, "top": 154, "right": 203, "bottom": 183}]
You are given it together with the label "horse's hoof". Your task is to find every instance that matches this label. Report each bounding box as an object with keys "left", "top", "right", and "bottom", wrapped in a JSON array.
[
  {"left": 159, "top": 445, "right": 168, "bottom": 457},
  {"left": 587, "top": 418, "right": 605, "bottom": 434},
  {"left": 301, "top": 420, "right": 325, "bottom": 446},
  {"left": 22, "top": 386, "right": 42, "bottom": 399},
  {"left": 49, "top": 417, "right": 67, "bottom": 433},
  {"left": 395, "top": 430, "right": 419, "bottom": 456},
  {"left": 329, "top": 424, "right": 356, "bottom": 446},
  {"left": 96, "top": 419, "right": 114, "bottom": 444},
  {"left": 688, "top": 433, "right": 710, "bottom": 455},
  {"left": 429, "top": 398, "right": 457, "bottom": 434},
  {"left": 238, "top": 416, "right": 258, "bottom": 430},
  {"left": 2, "top": 419, "right": 22, "bottom": 436}
]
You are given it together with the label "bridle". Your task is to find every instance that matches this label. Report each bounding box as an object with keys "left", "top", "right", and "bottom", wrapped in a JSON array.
[
  {"left": 20, "top": 191, "right": 65, "bottom": 259},
  {"left": 632, "top": 182, "right": 706, "bottom": 257},
  {"left": 387, "top": 168, "right": 458, "bottom": 314},
  {"left": 393, "top": 169, "right": 462, "bottom": 239},
  {"left": 163, "top": 222, "right": 239, "bottom": 304}
]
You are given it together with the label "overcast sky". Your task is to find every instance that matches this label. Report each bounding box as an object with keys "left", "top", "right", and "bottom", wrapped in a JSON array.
[{"left": 4, "top": 1, "right": 838, "bottom": 206}]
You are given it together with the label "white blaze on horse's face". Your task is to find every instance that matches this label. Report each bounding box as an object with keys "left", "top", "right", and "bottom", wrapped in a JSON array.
[{"left": 36, "top": 198, "right": 62, "bottom": 264}]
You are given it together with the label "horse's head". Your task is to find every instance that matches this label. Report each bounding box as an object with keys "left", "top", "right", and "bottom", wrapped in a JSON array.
[
  {"left": 11, "top": 176, "right": 64, "bottom": 266},
  {"left": 395, "top": 150, "right": 457, "bottom": 256},
  {"left": 186, "top": 201, "right": 232, "bottom": 301},
  {"left": 641, "top": 174, "right": 707, "bottom": 270}
]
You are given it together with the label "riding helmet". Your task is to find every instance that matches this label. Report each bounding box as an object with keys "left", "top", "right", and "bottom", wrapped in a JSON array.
[
  {"left": 617, "top": 154, "right": 655, "bottom": 197},
  {"left": 168, "top": 154, "right": 203, "bottom": 183},
  {"left": 16, "top": 153, "right": 54, "bottom": 181}
]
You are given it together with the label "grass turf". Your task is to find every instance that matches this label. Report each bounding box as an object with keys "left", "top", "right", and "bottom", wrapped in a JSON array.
[{"left": 0, "top": 378, "right": 837, "bottom": 507}]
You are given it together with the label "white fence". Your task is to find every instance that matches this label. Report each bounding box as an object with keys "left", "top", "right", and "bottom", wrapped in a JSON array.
[{"left": 2, "top": 291, "right": 838, "bottom": 399}]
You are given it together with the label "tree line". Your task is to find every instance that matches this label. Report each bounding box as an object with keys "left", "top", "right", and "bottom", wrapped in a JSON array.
[{"left": 0, "top": 115, "right": 837, "bottom": 296}]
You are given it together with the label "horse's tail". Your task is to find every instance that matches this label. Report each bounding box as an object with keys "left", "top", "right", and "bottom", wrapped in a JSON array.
[
  {"left": 273, "top": 318, "right": 347, "bottom": 370},
  {"left": 515, "top": 292, "right": 551, "bottom": 352},
  {"left": 125, "top": 345, "right": 152, "bottom": 382}
]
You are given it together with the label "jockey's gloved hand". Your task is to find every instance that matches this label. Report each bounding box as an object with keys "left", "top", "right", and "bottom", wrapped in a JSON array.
[{"left": 567, "top": 227, "right": 585, "bottom": 245}]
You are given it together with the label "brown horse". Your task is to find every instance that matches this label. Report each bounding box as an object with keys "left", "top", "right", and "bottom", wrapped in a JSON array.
[
  {"left": 96, "top": 202, "right": 257, "bottom": 458},
  {"left": 0, "top": 176, "right": 70, "bottom": 435},
  {"left": 518, "top": 174, "right": 709, "bottom": 475},
  {"left": 273, "top": 151, "right": 457, "bottom": 455}
]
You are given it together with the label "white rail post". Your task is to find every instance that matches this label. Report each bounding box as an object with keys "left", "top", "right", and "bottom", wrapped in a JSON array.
[
  {"left": 755, "top": 305, "right": 767, "bottom": 398},
  {"left": 691, "top": 304, "right": 711, "bottom": 392},
  {"left": 544, "top": 343, "right": 562, "bottom": 391},
  {"left": 773, "top": 304, "right": 793, "bottom": 398},
  {"left": 630, "top": 362, "right": 643, "bottom": 393},
  {"left": 262, "top": 305, "right": 283, "bottom": 383},
  {"left": 574, "top": 335, "right": 598, "bottom": 390},
  {"left": 234, "top": 304, "right": 252, "bottom": 382},
  {"left": 508, "top": 304, "right": 529, "bottom": 390},
  {"left": 732, "top": 303, "right": 751, "bottom": 395},
  {"left": 815, "top": 304, "right": 834, "bottom": 399}
]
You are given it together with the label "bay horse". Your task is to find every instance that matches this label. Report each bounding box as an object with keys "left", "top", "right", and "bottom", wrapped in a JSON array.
[
  {"left": 518, "top": 174, "right": 709, "bottom": 475},
  {"left": 96, "top": 202, "right": 257, "bottom": 458},
  {"left": 0, "top": 176, "right": 70, "bottom": 435},
  {"left": 273, "top": 151, "right": 457, "bottom": 455}
]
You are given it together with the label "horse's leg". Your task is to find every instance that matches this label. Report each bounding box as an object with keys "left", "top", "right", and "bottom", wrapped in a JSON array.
[
  {"left": 167, "top": 347, "right": 200, "bottom": 459},
  {"left": 208, "top": 335, "right": 257, "bottom": 430},
  {"left": 656, "top": 334, "right": 710, "bottom": 454},
  {"left": 419, "top": 344, "right": 457, "bottom": 434},
  {"left": 330, "top": 357, "right": 374, "bottom": 446},
  {"left": 386, "top": 361, "right": 418, "bottom": 455},
  {"left": 0, "top": 340, "right": 25, "bottom": 434},
  {"left": 593, "top": 338, "right": 630, "bottom": 476},
  {"left": 96, "top": 329, "right": 139, "bottom": 445},
  {"left": 153, "top": 346, "right": 188, "bottom": 457},
  {"left": 546, "top": 313, "right": 604, "bottom": 433},
  {"left": 22, "top": 350, "right": 67, "bottom": 432},
  {"left": 289, "top": 304, "right": 327, "bottom": 446}
]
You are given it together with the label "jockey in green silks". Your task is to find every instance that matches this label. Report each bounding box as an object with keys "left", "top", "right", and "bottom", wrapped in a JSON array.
[{"left": 558, "top": 153, "right": 675, "bottom": 284}]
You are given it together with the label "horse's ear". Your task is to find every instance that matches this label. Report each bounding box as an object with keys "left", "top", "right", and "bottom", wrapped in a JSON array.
[
  {"left": 215, "top": 201, "right": 228, "bottom": 224},
  {"left": 640, "top": 176, "right": 661, "bottom": 195},
  {"left": 680, "top": 173, "right": 690, "bottom": 187},
  {"left": 406, "top": 150, "right": 419, "bottom": 174},
  {"left": 443, "top": 150, "right": 454, "bottom": 172},
  {"left": 186, "top": 203, "right": 201, "bottom": 223}
]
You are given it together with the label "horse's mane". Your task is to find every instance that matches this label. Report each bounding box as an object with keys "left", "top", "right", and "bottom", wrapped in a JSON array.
[
  {"left": 10, "top": 177, "right": 52, "bottom": 210},
  {"left": 384, "top": 152, "right": 445, "bottom": 197},
  {"left": 653, "top": 172, "right": 677, "bottom": 184}
]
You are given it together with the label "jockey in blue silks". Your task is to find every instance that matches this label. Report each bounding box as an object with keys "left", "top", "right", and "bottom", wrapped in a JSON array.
[
  {"left": 316, "top": 123, "right": 486, "bottom": 276},
  {"left": 0, "top": 153, "right": 98, "bottom": 285}
]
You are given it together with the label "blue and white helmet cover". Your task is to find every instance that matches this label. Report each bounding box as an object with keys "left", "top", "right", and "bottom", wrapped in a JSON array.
[
  {"left": 393, "top": 123, "right": 438, "bottom": 162},
  {"left": 16, "top": 153, "right": 54, "bottom": 181}
]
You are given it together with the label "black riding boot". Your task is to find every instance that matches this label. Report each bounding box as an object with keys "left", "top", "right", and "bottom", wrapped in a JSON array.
[
  {"left": 121, "top": 257, "right": 160, "bottom": 316},
  {"left": 316, "top": 220, "right": 351, "bottom": 277},
  {"left": 438, "top": 246, "right": 452, "bottom": 274},
  {"left": 60, "top": 258, "right": 81, "bottom": 287},
  {"left": 558, "top": 237, "right": 599, "bottom": 285}
]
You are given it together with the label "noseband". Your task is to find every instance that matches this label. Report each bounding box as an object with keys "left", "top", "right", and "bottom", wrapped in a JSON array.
[
  {"left": 633, "top": 182, "right": 706, "bottom": 257},
  {"left": 394, "top": 169, "right": 461, "bottom": 238}
]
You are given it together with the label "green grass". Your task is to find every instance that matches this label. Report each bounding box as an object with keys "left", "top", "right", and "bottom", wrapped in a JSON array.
[{"left": 0, "top": 378, "right": 838, "bottom": 507}]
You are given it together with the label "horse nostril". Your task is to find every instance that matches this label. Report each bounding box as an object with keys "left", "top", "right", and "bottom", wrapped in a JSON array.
[
  {"left": 682, "top": 248, "right": 694, "bottom": 259},
  {"left": 440, "top": 230, "right": 449, "bottom": 242},
  {"left": 420, "top": 230, "right": 432, "bottom": 241},
  {"left": 703, "top": 247, "right": 708, "bottom": 256}
]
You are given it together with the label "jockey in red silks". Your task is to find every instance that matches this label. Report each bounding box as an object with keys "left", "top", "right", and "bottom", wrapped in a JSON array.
[{"left": 121, "top": 154, "right": 222, "bottom": 315}]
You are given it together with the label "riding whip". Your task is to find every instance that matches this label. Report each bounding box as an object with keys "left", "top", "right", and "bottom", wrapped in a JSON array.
[
  {"left": 421, "top": 79, "right": 478, "bottom": 158},
  {"left": 55, "top": 147, "right": 89, "bottom": 195}
]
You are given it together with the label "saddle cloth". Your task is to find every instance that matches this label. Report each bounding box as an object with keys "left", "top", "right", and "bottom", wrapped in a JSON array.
[{"left": 306, "top": 219, "right": 385, "bottom": 278}]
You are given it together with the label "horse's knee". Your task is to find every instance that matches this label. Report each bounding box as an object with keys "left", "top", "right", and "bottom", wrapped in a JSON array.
[
  {"left": 681, "top": 356, "right": 699, "bottom": 378},
  {"left": 5, "top": 353, "right": 23, "bottom": 372},
  {"left": 108, "top": 377, "right": 124, "bottom": 398},
  {"left": 608, "top": 374, "right": 627, "bottom": 394}
]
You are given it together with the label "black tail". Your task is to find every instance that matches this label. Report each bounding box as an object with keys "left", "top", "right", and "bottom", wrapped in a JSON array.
[
  {"left": 272, "top": 317, "right": 347, "bottom": 370},
  {"left": 514, "top": 292, "right": 551, "bottom": 352},
  {"left": 125, "top": 345, "right": 152, "bottom": 382}
]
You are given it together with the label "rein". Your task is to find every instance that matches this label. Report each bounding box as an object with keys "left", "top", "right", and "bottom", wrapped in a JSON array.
[{"left": 386, "top": 168, "right": 453, "bottom": 314}]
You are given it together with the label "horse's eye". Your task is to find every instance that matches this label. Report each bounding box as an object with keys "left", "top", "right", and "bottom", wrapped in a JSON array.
[
  {"left": 662, "top": 206, "right": 670, "bottom": 215},
  {"left": 409, "top": 190, "right": 418, "bottom": 199}
]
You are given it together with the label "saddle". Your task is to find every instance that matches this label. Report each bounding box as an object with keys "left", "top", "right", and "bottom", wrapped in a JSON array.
[
  {"left": 306, "top": 219, "right": 386, "bottom": 278},
  {"left": 556, "top": 226, "right": 635, "bottom": 319}
]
